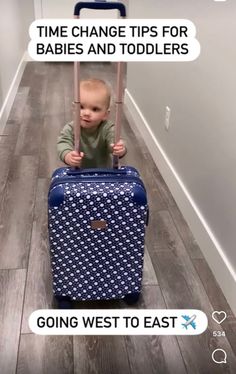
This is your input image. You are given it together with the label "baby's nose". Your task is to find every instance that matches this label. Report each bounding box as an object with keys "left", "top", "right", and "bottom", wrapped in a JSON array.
[{"left": 82, "top": 108, "right": 90, "bottom": 116}]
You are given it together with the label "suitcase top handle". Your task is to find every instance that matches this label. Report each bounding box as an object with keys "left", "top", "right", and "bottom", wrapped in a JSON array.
[{"left": 74, "top": 1, "right": 126, "bottom": 17}]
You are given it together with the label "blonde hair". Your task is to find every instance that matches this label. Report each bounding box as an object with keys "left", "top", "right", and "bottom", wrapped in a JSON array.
[{"left": 80, "top": 78, "right": 111, "bottom": 109}]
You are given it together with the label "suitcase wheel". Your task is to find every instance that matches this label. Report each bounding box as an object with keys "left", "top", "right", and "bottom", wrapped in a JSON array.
[
  {"left": 124, "top": 292, "right": 140, "bottom": 305},
  {"left": 55, "top": 295, "right": 73, "bottom": 309}
]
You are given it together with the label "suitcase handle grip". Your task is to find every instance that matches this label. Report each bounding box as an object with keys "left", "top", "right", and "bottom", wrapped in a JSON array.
[
  {"left": 74, "top": 2, "right": 126, "bottom": 17},
  {"left": 67, "top": 168, "right": 127, "bottom": 176}
]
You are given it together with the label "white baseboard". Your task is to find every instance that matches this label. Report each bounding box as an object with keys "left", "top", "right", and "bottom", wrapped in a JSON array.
[
  {"left": 25, "top": 50, "right": 34, "bottom": 62},
  {"left": 0, "top": 52, "right": 28, "bottom": 132},
  {"left": 124, "top": 89, "right": 236, "bottom": 316}
]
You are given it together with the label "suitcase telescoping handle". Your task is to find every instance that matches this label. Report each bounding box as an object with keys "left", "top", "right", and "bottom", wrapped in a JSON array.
[
  {"left": 73, "top": 1, "right": 126, "bottom": 169},
  {"left": 74, "top": 2, "right": 126, "bottom": 17}
]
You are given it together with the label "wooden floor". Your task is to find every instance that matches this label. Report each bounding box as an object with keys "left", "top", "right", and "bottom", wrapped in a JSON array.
[{"left": 0, "top": 62, "right": 236, "bottom": 374}]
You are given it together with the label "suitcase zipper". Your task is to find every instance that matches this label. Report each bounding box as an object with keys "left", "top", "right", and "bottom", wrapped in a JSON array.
[{"left": 50, "top": 175, "right": 146, "bottom": 191}]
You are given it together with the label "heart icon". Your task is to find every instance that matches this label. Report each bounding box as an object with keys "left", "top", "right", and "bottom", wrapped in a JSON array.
[{"left": 212, "top": 311, "right": 227, "bottom": 324}]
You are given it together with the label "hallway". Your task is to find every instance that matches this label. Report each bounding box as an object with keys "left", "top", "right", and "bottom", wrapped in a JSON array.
[{"left": 0, "top": 62, "right": 235, "bottom": 373}]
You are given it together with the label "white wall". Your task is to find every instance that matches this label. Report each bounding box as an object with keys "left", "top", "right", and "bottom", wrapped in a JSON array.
[
  {"left": 0, "top": 0, "right": 35, "bottom": 130},
  {"left": 36, "top": 0, "right": 128, "bottom": 18},
  {"left": 125, "top": 0, "right": 236, "bottom": 313}
]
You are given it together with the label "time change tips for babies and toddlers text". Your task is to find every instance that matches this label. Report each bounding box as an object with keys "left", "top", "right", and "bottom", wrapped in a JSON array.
[{"left": 28, "top": 19, "right": 200, "bottom": 62}]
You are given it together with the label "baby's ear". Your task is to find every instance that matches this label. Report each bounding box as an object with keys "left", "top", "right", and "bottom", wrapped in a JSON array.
[{"left": 103, "top": 108, "right": 110, "bottom": 120}]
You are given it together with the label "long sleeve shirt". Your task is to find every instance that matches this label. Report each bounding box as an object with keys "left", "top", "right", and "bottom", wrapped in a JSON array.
[{"left": 57, "top": 120, "right": 115, "bottom": 168}]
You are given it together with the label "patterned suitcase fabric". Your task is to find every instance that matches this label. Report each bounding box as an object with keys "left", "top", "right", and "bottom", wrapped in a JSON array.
[{"left": 48, "top": 166, "right": 148, "bottom": 301}]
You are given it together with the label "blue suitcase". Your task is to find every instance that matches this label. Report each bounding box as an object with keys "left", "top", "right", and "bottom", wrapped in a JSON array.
[{"left": 48, "top": 166, "right": 148, "bottom": 304}]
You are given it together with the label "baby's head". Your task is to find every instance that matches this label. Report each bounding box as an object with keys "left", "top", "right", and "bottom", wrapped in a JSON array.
[
  {"left": 79, "top": 78, "right": 111, "bottom": 129},
  {"left": 80, "top": 78, "right": 111, "bottom": 109}
]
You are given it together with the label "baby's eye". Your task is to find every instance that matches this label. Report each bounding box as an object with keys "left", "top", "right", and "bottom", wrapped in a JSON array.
[
  {"left": 80, "top": 105, "right": 84, "bottom": 109},
  {"left": 92, "top": 107, "right": 101, "bottom": 112}
]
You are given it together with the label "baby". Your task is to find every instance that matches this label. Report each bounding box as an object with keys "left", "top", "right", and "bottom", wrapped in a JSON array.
[{"left": 57, "top": 78, "right": 126, "bottom": 168}]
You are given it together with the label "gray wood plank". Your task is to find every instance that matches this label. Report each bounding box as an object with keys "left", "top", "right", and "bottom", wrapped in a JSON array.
[
  {"left": 73, "top": 335, "right": 131, "bottom": 374},
  {"left": 0, "top": 156, "right": 38, "bottom": 269},
  {"left": 38, "top": 63, "right": 66, "bottom": 178},
  {"left": 14, "top": 63, "right": 48, "bottom": 156},
  {"left": 6, "top": 87, "right": 29, "bottom": 125},
  {"left": 17, "top": 335, "right": 73, "bottom": 374},
  {"left": 150, "top": 167, "right": 178, "bottom": 208},
  {"left": 0, "top": 269, "right": 26, "bottom": 374},
  {"left": 144, "top": 207, "right": 168, "bottom": 256},
  {"left": 19, "top": 61, "right": 40, "bottom": 87},
  {"left": 0, "top": 119, "right": 20, "bottom": 149},
  {"left": 0, "top": 140, "right": 13, "bottom": 203},
  {"left": 60, "top": 62, "right": 74, "bottom": 124},
  {"left": 14, "top": 106, "right": 43, "bottom": 156},
  {"left": 22, "top": 178, "right": 53, "bottom": 333},
  {"left": 133, "top": 284, "right": 166, "bottom": 309},
  {"left": 169, "top": 204, "right": 204, "bottom": 259},
  {"left": 142, "top": 248, "right": 158, "bottom": 286},
  {"left": 126, "top": 334, "right": 187, "bottom": 374},
  {"left": 0, "top": 118, "right": 24, "bottom": 208},
  {"left": 38, "top": 113, "right": 64, "bottom": 178},
  {"left": 124, "top": 286, "right": 187, "bottom": 374},
  {"left": 147, "top": 209, "right": 184, "bottom": 252}
]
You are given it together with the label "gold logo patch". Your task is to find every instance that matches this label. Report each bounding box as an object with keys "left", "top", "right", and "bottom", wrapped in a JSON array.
[{"left": 91, "top": 220, "right": 107, "bottom": 229}]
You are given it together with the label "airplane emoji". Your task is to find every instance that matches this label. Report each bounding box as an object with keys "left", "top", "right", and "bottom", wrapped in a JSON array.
[{"left": 181, "top": 314, "right": 197, "bottom": 330}]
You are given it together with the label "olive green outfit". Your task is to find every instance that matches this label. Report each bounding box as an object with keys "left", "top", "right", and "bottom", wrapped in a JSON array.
[{"left": 57, "top": 120, "right": 116, "bottom": 168}]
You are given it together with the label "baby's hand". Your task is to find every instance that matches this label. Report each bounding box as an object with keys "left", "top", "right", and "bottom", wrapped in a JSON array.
[
  {"left": 111, "top": 140, "right": 126, "bottom": 157},
  {"left": 64, "top": 151, "right": 84, "bottom": 167}
]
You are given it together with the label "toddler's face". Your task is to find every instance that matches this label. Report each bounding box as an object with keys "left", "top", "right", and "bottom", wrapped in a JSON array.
[{"left": 80, "top": 88, "right": 109, "bottom": 129}]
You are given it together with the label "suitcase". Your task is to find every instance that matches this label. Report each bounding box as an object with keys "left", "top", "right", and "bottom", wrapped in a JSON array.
[{"left": 48, "top": 1, "right": 149, "bottom": 307}]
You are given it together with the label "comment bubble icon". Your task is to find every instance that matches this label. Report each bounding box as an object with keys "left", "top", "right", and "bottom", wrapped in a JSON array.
[{"left": 212, "top": 349, "right": 227, "bottom": 364}]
